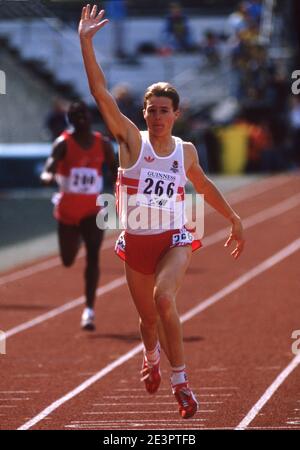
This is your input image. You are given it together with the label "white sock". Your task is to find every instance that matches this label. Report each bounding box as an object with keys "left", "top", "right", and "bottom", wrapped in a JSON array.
[
  {"left": 171, "top": 365, "right": 188, "bottom": 387},
  {"left": 145, "top": 342, "right": 160, "bottom": 367}
]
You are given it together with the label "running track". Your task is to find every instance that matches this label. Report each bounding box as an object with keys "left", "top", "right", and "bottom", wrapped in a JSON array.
[{"left": 0, "top": 173, "right": 300, "bottom": 430}]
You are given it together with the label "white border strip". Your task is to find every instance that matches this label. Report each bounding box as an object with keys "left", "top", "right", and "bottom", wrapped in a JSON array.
[{"left": 18, "top": 237, "right": 300, "bottom": 430}]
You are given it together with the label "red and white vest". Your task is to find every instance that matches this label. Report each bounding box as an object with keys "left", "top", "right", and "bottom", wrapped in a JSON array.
[{"left": 116, "top": 131, "right": 188, "bottom": 235}]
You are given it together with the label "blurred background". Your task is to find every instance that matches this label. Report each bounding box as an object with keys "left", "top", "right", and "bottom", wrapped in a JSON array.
[{"left": 0, "top": 0, "right": 299, "bottom": 269}]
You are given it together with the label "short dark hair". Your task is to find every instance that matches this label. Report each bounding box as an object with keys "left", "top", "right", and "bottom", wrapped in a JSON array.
[{"left": 143, "top": 82, "right": 180, "bottom": 111}]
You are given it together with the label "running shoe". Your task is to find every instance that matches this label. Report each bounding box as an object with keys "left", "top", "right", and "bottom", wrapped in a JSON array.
[
  {"left": 140, "top": 354, "right": 161, "bottom": 394},
  {"left": 172, "top": 383, "right": 198, "bottom": 419},
  {"left": 80, "top": 307, "right": 95, "bottom": 331}
]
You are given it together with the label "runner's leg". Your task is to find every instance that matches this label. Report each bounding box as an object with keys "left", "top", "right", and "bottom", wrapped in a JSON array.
[
  {"left": 57, "top": 221, "right": 81, "bottom": 267},
  {"left": 80, "top": 215, "right": 104, "bottom": 309},
  {"left": 154, "top": 245, "right": 192, "bottom": 368},
  {"left": 125, "top": 264, "right": 157, "bottom": 351}
]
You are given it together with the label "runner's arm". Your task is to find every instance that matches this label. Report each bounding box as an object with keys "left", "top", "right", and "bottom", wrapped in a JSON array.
[
  {"left": 79, "top": 5, "right": 139, "bottom": 145},
  {"left": 40, "top": 139, "right": 66, "bottom": 184},
  {"left": 186, "top": 143, "right": 245, "bottom": 259}
]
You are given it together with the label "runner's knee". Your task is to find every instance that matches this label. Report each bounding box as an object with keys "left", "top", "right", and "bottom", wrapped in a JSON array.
[
  {"left": 61, "top": 254, "right": 76, "bottom": 267},
  {"left": 139, "top": 315, "right": 158, "bottom": 330},
  {"left": 154, "top": 289, "right": 175, "bottom": 320}
]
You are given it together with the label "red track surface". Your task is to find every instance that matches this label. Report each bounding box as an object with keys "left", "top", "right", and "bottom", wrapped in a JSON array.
[{"left": 0, "top": 173, "right": 300, "bottom": 430}]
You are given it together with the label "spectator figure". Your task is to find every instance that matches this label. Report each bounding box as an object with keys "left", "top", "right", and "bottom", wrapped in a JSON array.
[
  {"left": 245, "top": 0, "right": 263, "bottom": 26},
  {"left": 163, "top": 2, "right": 194, "bottom": 52},
  {"left": 200, "top": 30, "right": 220, "bottom": 66},
  {"left": 216, "top": 115, "right": 250, "bottom": 174},
  {"left": 45, "top": 98, "right": 69, "bottom": 140},
  {"left": 111, "top": 83, "right": 143, "bottom": 127},
  {"left": 105, "top": 0, "right": 127, "bottom": 58},
  {"left": 246, "top": 119, "right": 273, "bottom": 172},
  {"left": 227, "top": 2, "right": 249, "bottom": 38}
]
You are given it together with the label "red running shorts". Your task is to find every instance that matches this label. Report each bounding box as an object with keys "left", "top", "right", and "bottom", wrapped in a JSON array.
[{"left": 115, "top": 226, "right": 202, "bottom": 275}]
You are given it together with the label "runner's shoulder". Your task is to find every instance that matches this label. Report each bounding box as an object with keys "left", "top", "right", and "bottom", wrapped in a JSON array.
[
  {"left": 52, "top": 134, "right": 67, "bottom": 159},
  {"left": 182, "top": 141, "right": 198, "bottom": 163}
]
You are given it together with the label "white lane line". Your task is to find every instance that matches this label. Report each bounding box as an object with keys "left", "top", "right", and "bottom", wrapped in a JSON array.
[
  {"left": 0, "top": 391, "right": 40, "bottom": 394},
  {"left": 2, "top": 193, "right": 300, "bottom": 346},
  {"left": 0, "top": 277, "right": 125, "bottom": 342},
  {"left": 102, "top": 394, "right": 232, "bottom": 399},
  {"left": 68, "top": 419, "right": 206, "bottom": 423},
  {"left": 92, "top": 402, "right": 223, "bottom": 406},
  {"left": 82, "top": 410, "right": 216, "bottom": 415},
  {"left": 18, "top": 237, "right": 300, "bottom": 430},
  {"left": 204, "top": 193, "right": 300, "bottom": 246},
  {"left": 115, "top": 387, "right": 238, "bottom": 391},
  {"left": 235, "top": 351, "right": 300, "bottom": 430},
  {"left": 0, "top": 175, "right": 290, "bottom": 287}
]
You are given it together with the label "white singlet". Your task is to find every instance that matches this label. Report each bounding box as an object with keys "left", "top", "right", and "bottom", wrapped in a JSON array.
[{"left": 116, "top": 131, "right": 188, "bottom": 235}]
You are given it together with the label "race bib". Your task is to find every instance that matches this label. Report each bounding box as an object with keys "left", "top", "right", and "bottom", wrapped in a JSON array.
[
  {"left": 136, "top": 168, "right": 180, "bottom": 211},
  {"left": 172, "top": 229, "right": 194, "bottom": 246},
  {"left": 69, "top": 168, "right": 103, "bottom": 194}
]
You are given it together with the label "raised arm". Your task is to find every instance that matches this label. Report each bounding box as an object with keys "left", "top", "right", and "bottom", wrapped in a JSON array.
[
  {"left": 78, "top": 5, "right": 140, "bottom": 147},
  {"left": 185, "top": 143, "right": 245, "bottom": 259}
]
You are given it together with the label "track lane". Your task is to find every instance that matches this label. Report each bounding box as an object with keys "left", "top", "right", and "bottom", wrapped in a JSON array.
[
  {"left": 0, "top": 174, "right": 299, "bottom": 430},
  {"left": 1, "top": 199, "right": 297, "bottom": 428},
  {"left": 19, "top": 236, "right": 300, "bottom": 430}
]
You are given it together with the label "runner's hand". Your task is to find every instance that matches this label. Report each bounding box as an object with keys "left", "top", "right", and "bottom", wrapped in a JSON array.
[
  {"left": 40, "top": 171, "right": 54, "bottom": 185},
  {"left": 79, "top": 4, "right": 109, "bottom": 40},
  {"left": 224, "top": 216, "right": 245, "bottom": 259}
]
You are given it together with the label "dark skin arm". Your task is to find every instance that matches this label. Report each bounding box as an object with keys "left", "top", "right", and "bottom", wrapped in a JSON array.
[{"left": 40, "top": 139, "right": 66, "bottom": 184}]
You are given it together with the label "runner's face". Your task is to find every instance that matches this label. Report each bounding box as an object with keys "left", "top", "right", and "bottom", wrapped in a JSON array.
[
  {"left": 143, "top": 96, "right": 179, "bottom": 137},
  {"left": 68, "top": 104, "right": 91, "bottom": 130}
]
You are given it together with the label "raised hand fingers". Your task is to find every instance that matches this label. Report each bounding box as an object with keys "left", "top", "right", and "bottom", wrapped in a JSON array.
[
  {"left": 91, "top": 4, "right": 97, "bottom": 19},
  {"left": 96, "top": 9, "right": 105, "bottom": 21},
  {"left": 85, "top": 4, "right": 90, "bottom": 19},
  {"left": 81, "top": 6, "right": 86, "bottom": 20}
]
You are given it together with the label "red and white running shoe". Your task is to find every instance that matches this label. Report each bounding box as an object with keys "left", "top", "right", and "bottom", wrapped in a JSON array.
[
  {"left": 172, "top": 383, "right": 198, "bottom": 419},
  {"left": 140, "top": 355, "right": 161, "bottom": 394}
]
